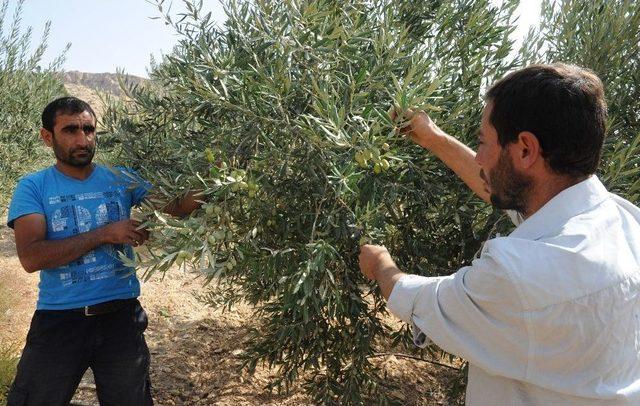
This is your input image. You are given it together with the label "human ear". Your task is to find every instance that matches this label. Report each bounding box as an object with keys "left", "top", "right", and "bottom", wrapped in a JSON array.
[
  {"left": 515, "top": 131, "right": 541, "bottom": 169},
  {"left": 40, "top": 128, "right": 53, "bottom": 147}
]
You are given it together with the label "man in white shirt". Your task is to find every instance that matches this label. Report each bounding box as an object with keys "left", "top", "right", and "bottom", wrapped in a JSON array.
[{"left": 359, "top": 64, "right": 640, "bottom": 405}]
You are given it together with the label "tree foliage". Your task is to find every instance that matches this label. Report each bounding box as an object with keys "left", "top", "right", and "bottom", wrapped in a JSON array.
[
  {"left": 0, "top": 0, "right": 67, "bottom": 211},
  {"left": 103, "top": 0, "right": 640, "bottom": 403},
  {"left": 104, "top": 0, "right": 518, "bottom": 402}
]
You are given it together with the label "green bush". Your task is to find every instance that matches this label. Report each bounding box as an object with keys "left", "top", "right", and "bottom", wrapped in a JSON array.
[
  {"left": 0, "top": 341, "right": 18, "bottom": 405},
  {"left": 0, "top": 0, "right": 67, "bottom": 212}
]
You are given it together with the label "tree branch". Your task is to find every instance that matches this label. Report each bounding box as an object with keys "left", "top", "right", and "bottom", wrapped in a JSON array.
[{"left": 368, "top": 352, "right": 461, "bottom": 370}]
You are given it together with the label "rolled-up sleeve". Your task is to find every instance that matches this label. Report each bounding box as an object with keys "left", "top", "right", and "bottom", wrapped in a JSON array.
[
  {"left": 388, "top": 274, "right": 442, "bottom": 323},
  {"left": 387, "top": 248, "right": 529, "bottom": 380}
]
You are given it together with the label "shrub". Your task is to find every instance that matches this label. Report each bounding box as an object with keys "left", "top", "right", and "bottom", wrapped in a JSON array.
[
  {"left": 0, "top": 278, "right": 18, "bottom": 405},
  {"left": 104, "top": 0, "right": 640, "bottom": 403}
]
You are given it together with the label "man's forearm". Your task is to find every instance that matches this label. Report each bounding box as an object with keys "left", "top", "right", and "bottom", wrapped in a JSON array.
[
  {"left": 376, "top": 266, "right": 406, "bottom": 300},
  {"left": 425, "top": 134, "right": 490, "bottom": 204},
  {"left": 372, "top": 256, "right": 407, "bottom": 299},
  {"left": 19, "top": 228, "right": 107, "bottom": 273}
]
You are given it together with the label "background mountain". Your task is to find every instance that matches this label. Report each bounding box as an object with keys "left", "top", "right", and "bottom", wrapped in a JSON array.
[
  {"left": 61, "top": 70, "right": 145, "bottom": 96},
  {"left": 61, "top": 71, "right": 146, "bottom": 121}
]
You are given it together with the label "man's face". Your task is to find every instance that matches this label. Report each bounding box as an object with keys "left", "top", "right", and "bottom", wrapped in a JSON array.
[
  {"left": 476, "top": 103, "right": 532, "bottom": 213},
  {"left": 47, "top": 111, "right": 97, "bottom": 167}
]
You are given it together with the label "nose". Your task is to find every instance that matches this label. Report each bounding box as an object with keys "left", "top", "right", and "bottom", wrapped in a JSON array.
[
  {"left": 75, "top": 132, "right": 89, "bottom": 147},
  {"left": 71, "top": 136, "right": 92, "bottom": 154}
]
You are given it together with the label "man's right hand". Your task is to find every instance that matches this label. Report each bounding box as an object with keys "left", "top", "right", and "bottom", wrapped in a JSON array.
[
  {"left": 392, "top": 109, "right": 447, "bottom": 150},
  {"left": 102, "top": 219, "right": 149, "bottom": 247}
]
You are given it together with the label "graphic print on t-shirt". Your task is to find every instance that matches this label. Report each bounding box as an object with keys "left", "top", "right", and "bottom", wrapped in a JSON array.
[
  {"left": 51, "top": 205, "right": 97, "bottom": 267},
  {"left": 48, "top": 191, "right": 127, "bottom": 287},
  {"left": 96, "top": 200, "right": 126, "bottom": 255}
]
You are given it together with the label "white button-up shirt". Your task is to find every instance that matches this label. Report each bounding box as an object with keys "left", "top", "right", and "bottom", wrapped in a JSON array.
[{"left": 388, "top": 176, "right": 640, "bottom": 405}]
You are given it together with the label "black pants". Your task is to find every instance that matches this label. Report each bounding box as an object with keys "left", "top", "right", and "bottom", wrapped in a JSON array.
[{"left": 7, "top": 299, "right": 153, "bottom": 406}]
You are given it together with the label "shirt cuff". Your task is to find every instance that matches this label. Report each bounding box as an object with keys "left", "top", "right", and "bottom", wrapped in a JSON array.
[{"left": 387, "top": 274, "right": 431, "bottom": 323}]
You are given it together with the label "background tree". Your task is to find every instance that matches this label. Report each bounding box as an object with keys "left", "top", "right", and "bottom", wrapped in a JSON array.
[
  {"left": 0, "top": 0, "right": 67, "bottom": 211},
  {"left": 0, "top": 0, "right": 67, "bottom": 401}
]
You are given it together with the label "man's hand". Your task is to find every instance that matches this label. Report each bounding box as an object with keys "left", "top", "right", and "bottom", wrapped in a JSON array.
[
  {"left": 359, "top": 244, "right": 405, "bottom": 299},
  {"left": 161, "top": 191, "right": 203, "bottom": 217},
  {"left": 359, "top": 244, "right": 393, "bottom": 279},
  {"left": 102, "top": 219, "right": 149, "bottom": 247},
  {"left": 392, "top": 108, "right": 447, "bottom": 150}
]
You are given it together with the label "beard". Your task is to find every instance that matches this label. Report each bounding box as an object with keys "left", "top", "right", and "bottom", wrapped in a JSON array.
[
  {"left": 481, "top": 150, "right": 532, "bottom": 214},
  {"left": 52, "top": 139, "right": 95, "bottom": 167}
]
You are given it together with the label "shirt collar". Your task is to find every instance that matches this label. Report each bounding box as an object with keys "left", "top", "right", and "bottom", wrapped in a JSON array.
[{"left": 509, "top": 175, "right": 610, "bottom": 240}]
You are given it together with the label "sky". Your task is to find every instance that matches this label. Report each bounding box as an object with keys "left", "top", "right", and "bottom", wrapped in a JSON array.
[{"left": 8, "top": 0, "right": 540, "bottom": 78}]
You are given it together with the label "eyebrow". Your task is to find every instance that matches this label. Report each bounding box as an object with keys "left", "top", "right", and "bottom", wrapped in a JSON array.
[{"left": 61, "top": 124, "right": 96, "bottom": 132}]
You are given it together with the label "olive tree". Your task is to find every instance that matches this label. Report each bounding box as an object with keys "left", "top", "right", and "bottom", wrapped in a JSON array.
[
  {"left": 0, "top": 0, "right": 67, "bottom": 400},
  {"left": 104, "top": 0, "right": 518, "bottom": 403},
  {"left": 0, "top": 0, "right": 67, "bottom": 211}
]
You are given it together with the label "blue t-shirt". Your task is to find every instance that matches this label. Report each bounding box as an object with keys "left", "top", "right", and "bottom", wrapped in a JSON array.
[{"left": 7, "top": 164, "right": 151, "bottom": 310}]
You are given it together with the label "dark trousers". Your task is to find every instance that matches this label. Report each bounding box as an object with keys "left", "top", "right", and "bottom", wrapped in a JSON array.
[{"left": 7, "top": 299, "right": 153, "bottom": 406}]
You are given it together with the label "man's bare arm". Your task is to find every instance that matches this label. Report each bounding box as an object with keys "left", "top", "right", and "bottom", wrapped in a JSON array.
[
  {"left": 403, "top": 111, "right": 490, "bottom": 204},
  {"left": 14, "top": 214, "right": 148, "bottom": 273}
]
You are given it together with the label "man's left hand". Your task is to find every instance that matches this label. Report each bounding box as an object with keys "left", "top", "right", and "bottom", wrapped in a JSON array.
[{"left": 359, "top": 244, "right": 394, "bottom": 280}]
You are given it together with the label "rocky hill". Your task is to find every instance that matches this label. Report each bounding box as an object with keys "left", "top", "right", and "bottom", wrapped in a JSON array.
[
  {"left": 61, "top": 70, "right": 146, "bottom": 96},
  {"left": 61, "top": 71, "right": 146, "bottom": 123}
]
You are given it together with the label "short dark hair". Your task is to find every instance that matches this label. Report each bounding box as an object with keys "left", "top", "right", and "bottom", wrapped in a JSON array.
[
  {"left": 41, "top": 96, "right": 96, "bottom": 132},
  {"left": 485, "top": 64, "right": 608, "bottom": 177}
]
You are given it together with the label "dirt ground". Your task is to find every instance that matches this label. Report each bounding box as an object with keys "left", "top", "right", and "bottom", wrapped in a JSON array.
[{"left": 0, "top": 225, "right": 463, "bottom": 405}]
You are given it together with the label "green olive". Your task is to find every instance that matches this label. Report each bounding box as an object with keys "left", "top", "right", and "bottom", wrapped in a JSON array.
[{"left": 204, "top": 148, "right": 215, "bottom": 163}]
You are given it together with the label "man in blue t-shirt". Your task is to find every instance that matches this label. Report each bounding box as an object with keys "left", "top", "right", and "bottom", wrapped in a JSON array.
[{"left": 6, "top": 97, "right": 200, "bottom": 406}]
